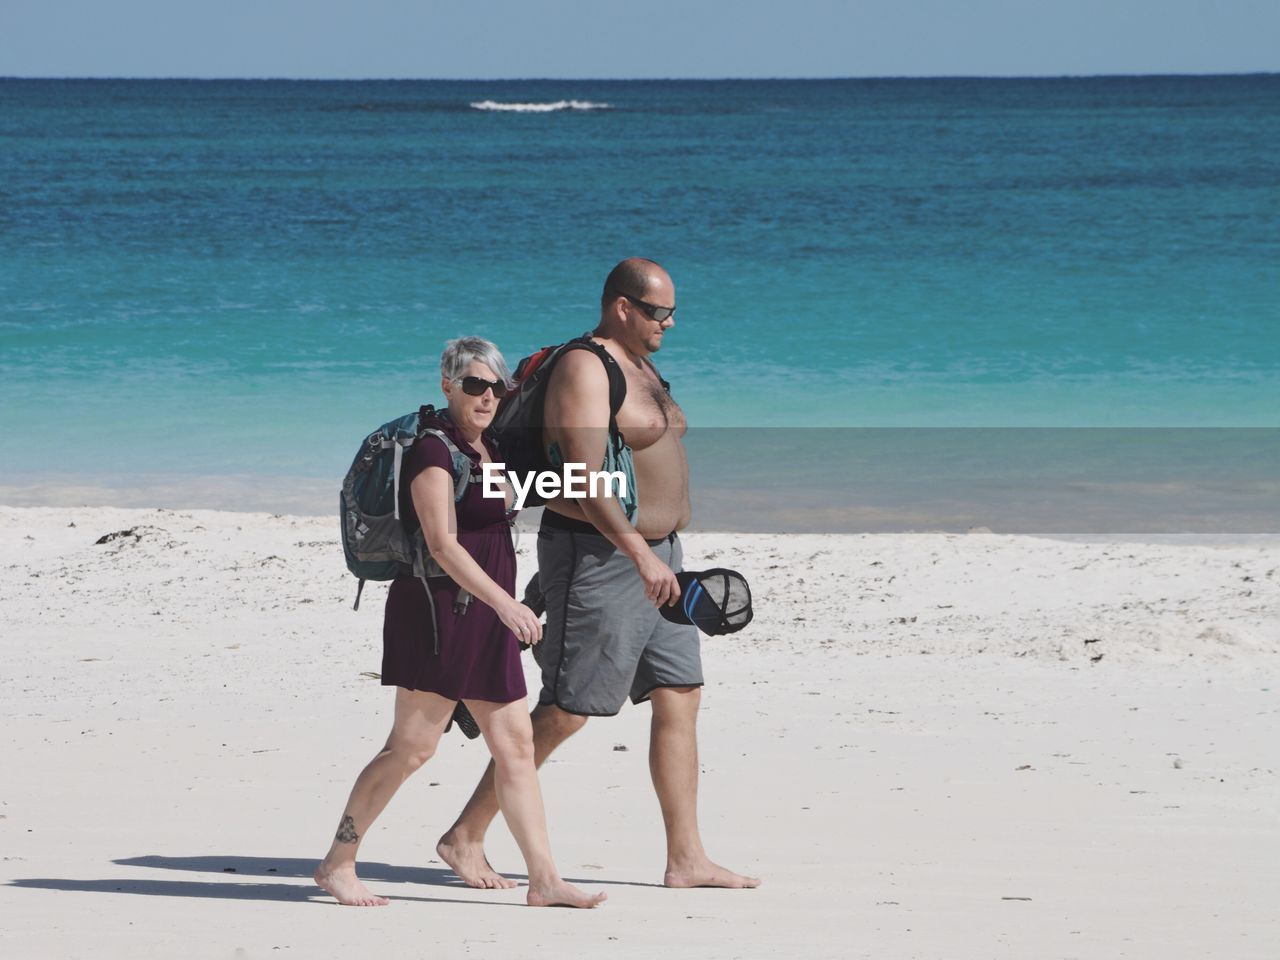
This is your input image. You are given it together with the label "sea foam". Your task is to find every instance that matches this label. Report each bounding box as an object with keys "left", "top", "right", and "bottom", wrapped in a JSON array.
[{"left": 469, "top": 99, "right": 611, "bottom": 113}]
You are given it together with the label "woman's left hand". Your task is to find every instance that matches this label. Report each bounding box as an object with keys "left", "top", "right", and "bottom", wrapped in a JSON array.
[{"left": 498, "top": 597, "right": 543, "bottom": 646}]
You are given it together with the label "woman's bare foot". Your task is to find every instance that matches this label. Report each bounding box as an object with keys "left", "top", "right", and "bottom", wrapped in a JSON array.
[
  {"left": 436, "top": 834, "right": 517, "bottom": 890},
  {"left": 314, "top": 861, "right": 390, "bottom": 906},
  {"left": 526, "top": 878, "right": 608, "bottom": 908},
  {"left": 664, "top": 858, "right": 761, "bottom": 889}
]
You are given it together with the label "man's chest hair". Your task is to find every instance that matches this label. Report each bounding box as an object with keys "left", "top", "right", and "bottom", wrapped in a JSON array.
[{"left": 621, "top": 371, "right": 684, "bottom": 433}]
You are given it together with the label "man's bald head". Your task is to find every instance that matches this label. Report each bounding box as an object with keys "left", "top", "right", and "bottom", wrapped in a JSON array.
[{"left": 601, "top": 258, "right": 670, "bottom": 307}]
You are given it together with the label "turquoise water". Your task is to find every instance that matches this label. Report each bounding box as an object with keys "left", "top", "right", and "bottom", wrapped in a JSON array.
[{"left": 1, "top": 77, "right": 1277, "bottom": 526}]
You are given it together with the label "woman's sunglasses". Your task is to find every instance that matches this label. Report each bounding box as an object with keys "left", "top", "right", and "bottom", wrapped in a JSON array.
[{"left": 454, "top": 376, "right": 510, "bottom": 399}]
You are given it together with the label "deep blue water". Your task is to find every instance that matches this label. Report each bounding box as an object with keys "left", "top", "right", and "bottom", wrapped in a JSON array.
[{"left": 1, "top": 77, "right": 1277, "bottom": 526}]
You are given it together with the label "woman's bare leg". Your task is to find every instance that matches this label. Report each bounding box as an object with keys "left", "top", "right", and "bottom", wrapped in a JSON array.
[
  {"left": 465, "top": 698, "right": 606, "bottom": 908},
  {"left": 315, "top": 688, "right": 454, "bottom": 906}
]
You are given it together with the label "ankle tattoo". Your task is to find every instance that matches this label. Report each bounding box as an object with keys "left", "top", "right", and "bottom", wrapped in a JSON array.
[{"left": 335, "top": 815, "right": 360, "bottom": 844}]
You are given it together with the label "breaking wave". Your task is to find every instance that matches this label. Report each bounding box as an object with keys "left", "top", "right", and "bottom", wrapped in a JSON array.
[{"left": 469, "top": 99, "right": 611, "bottom": 113}]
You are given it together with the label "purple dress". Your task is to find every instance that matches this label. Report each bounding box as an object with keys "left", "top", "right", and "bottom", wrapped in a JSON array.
[{"left": 380, "top": 419, "right": 526, "bottom": 703}]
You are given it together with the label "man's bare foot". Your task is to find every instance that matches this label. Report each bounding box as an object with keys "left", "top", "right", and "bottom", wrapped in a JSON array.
[
  {"left": 527, "top": 878, "right": 608, "bottom": 908},
  {"left": 314, "top": 861, "right": 390, "bottom": 906},
  {"left": 664, "top": 858, "right": 761, "bottom": 889},
  {"left": 436, "top": 834, "right": 517, "bottom": 890}
]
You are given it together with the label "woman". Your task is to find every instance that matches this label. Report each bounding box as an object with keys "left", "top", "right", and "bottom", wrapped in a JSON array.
[{"left": 314, "top": 336, "right": 605, "bottom": 909}]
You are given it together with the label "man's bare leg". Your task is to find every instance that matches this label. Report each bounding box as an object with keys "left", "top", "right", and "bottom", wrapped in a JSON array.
[
  {"left": 437, "top": 702, "right": 587, "bottom": 888},
  {"left": 648, "top": 686, "right": 761, "bottom": 888}
]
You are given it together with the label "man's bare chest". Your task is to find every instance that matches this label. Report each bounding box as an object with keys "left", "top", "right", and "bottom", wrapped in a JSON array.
[{"left": 616, "top": 366, "right": 686, "bottom": 450}]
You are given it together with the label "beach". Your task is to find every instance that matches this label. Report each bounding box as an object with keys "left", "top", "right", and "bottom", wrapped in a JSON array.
[{"left": 2, "top": 505, "right": 1277, "bottom": 958}]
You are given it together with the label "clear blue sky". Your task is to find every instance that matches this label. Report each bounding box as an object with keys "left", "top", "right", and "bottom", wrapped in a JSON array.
[{"left": 3, "top": 0, "right": 1277, "bottom": 79}]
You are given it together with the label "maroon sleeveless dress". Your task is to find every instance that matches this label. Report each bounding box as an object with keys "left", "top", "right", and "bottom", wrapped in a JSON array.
[{"left": 380, "top": 420, "right": 525, "bottom": 703}]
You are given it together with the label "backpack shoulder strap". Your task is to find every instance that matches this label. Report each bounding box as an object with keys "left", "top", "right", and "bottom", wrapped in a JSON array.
[
  {"left": 562, "top": 333, "right": 627, "bottom": 431},
  {"left": 415, "top": 406, "right": 473, "bottom": 503},
  {"left": 643, "top": 357, "right": 672, "bottom": 395},
  {"left": 417, "top": 429, "right": 470, "bottom": 502}
]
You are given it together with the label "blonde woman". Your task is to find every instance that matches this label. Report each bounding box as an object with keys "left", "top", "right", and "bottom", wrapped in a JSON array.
[{"left": 315, "top": 337, "right": 605, "bottom": 909}]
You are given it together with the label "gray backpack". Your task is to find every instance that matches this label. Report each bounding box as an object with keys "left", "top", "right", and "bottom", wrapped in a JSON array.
[{"left": 340, "top": 405, "right": 479, "bottom": 652}]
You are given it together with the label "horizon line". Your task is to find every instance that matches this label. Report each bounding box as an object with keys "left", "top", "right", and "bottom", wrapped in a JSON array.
[{"left": 2, "top": 71, "right": 1277, "bottom": 83}]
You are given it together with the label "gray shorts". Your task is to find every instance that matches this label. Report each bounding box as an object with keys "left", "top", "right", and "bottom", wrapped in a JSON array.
[{"left": 534, "top": 522, "right": 703, "bottom": 716}]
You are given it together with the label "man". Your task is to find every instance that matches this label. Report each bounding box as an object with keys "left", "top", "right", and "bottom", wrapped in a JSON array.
[{"left": 436, "top": 258, "right": 759, "bottom": 890}]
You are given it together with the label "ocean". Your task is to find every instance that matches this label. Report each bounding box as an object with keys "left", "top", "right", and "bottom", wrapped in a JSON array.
[{"left": 1, "top": 77, "right": 1277, "bottom": 531}]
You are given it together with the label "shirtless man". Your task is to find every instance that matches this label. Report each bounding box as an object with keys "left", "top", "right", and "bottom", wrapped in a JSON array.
[{"left": 437, "top": 258, "right": 759, "bottom": 890}]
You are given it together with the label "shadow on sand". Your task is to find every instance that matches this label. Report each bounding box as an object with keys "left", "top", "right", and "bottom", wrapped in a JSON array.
[
  {"left": 113, "top": 854, "right": 659, "bottom": 888},
  {"left": 6, "top": 854, "right": 657, "bottom": 904},
  {"left": 6, "top": 876, "right": 514, "bottom": 906},
  {"left": 116, "top": 855, "right": 468, "bottom": 885}
]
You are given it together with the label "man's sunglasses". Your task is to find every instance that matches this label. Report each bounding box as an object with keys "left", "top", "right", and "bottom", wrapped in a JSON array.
[
  {"left": 454, "top": 376, "right": 510, "bottom": 398},
  {"left": 617, "top": 292, "right": 676, "bottom": 322}
]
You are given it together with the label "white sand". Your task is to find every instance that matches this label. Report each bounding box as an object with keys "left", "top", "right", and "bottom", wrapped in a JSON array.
[{"left": 1, "top": 506, "right": 1278, "bottom": 959}]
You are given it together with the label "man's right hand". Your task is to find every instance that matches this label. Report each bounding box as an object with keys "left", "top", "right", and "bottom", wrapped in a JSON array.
[{"left": 633, "top": 546, "right": 681, "bottom": 609}]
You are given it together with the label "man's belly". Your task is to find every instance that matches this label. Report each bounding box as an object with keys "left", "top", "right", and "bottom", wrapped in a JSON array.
[
  {"left": 631, "top": 432, "right": 691, "bottom": 538},
  {"left": 546, "top": 432, "right": 691, "bottom": 539}
]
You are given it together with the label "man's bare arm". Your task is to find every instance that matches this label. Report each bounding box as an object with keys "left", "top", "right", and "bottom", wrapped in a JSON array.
[{"left": 544, "top": 349, "right": 679, "bottom": 607}]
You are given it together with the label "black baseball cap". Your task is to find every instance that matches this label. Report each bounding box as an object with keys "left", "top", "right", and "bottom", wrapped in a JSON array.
[{"left": 659, "top": 568, "right": 753, "bottom": 635}]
